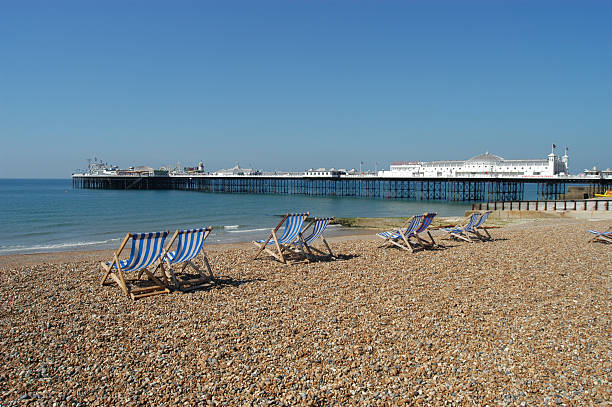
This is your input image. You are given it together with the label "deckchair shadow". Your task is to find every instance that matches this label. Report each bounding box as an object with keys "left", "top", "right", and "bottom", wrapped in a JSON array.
[
  {"left": 182, "top": 276, "right": 266, "bottom": 293},
  {"left": 331, "top": 253, "right": 360, "bottom": 261}
]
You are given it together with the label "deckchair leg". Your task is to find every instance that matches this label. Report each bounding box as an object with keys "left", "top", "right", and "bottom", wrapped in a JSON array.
[
  {"left": 256, "top": 230, "right": 287, "bottom": 263},
  {"left": 100, "top": 262, "right": 113, "bottom": 286},
  {"left": 387, "top": 238, "right": 413, "bottom": 251},
  {"left": 321, "top": 237, "right": 334, "bottom": 258},
  {"left": 399, "top": 230, "right": 416, "bottom": 252},
  {"left": 109, "top": 272, "right": 129, "bottom": 297},
  {"left": 100, "top": 256, "right": 130, "bottom": 297},
  {"left": 452, "top": 232, "right": 472, "bottom": 243},
  {"left": 377, "top": 236, "right": 394, "bottom": 248},
  {"left": 253, "top": 233, "right": 274, "bottom": 260},
  {"left": 481, "top": 228, "right": 492, "bottom": 240},
  {"left": 101, "top": 260, "right": 130, "bottom": 297},
  {"left": 272, "top": 230, "right": 286, "bottom": 264},
  {"left": 414, "top": 234, "right": 431, "bottom": 250},
  {"left": 167, "top": 264, "right": 180, "bottom": 290},
  {"left": 100, "top": 254, "right": 120, "bottom": 286},
  {"left": 377, "top": 235, "right": 410, "bottom": 251},
  {"left": 143, "top": 268, "right": 170, "bottom": 291},
  {"left": 252, "top": 241, "right": 267, "bottom": 260},
  {"left": 301, "top": 244, "right": 314, "bottom": 262},
  {"left": 427, "top": 231, "right": 436, "bottom": 247},
  {"left": 171, "top": 256, "right": 215, "bottom": 292},
  {"left": 297, "top": 245, "right": 312, "bottom": 263},
  {"left": 201, "top": 255, "right": 214, "bottom": 279},
  {"left": 416, "top": 232, "right": 435, "bottom": 248},
  {"left": 594, "top": 235, "right": 612, "bottom": 243}
]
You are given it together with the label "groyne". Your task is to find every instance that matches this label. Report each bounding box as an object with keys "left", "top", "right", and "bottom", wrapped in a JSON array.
[{"left": 472, "top": 199, "right": 612, "bottom": 211}]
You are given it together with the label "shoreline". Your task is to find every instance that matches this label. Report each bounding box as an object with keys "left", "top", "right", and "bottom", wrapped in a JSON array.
[{"left": 0, "top": 216, "right": 605, "bottom": 268}]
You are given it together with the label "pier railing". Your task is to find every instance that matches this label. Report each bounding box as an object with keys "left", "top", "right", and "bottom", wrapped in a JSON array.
[{"left": 472, "top": 199, "right": 612, "bottom": 211}]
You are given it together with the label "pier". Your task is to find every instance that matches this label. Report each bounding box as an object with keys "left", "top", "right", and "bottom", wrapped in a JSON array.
[{"left": 72, "top": 174, "right": 611, "bottom": 202}]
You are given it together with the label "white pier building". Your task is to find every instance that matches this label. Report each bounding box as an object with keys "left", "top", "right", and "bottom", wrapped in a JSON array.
[{"left": 379, "top": 149, "right": 569, "bottom": 178}]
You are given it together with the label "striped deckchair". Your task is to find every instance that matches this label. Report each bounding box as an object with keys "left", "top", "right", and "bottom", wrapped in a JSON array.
[
  {"left": 100, "top": 230, "right": 170, "bottom": 300},
  {"left": 471, "top": 210, "right": 493, "bottom": 240},
  {"left": 377, "top": 214, "right": 424, "bottom": 252},
  {"left": 411, "top": 212, "right": 438, "bottom": 247},
  {"left": 292, "top": 217, "right": 335, "bottom": 260},
  {"left": 444, "top": 213, "right": 481, "bottom": 242},
  {"left": 163, "top": 227, "right": 214, "bottom": 292},
  {"left": 587, "top": 227, "right": 612, "bottom": 243},
  {"left": 253, "top": 213, "right": 309, "bottom": 263}
]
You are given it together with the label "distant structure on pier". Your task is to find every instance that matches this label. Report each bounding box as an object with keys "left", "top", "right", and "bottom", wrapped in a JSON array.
[{"left": 379, "top": 148, "right": 570, "bottom": 178}]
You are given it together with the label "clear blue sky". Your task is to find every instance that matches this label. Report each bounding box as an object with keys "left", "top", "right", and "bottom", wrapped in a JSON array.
[{"left": 1, "top": 0, "right": 610, "bottom": 177}]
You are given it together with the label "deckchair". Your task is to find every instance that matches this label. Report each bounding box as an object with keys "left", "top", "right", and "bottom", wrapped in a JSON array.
[
  {"left": 377, "top": 214, "right": 424, "bottom": 252},
  {"left": 587, "top": 227, "right": 612, "bottom": 243},
  {"left": 292, "top": 217, "right": 335, "bottom": 261},
  {"left": 162, "top": 227, "right": 214, "bottom": 292},
  {"left": 253, "top": 213, "right": 309, "bottom": 263},
  {"left": 100, "top": 230, "right": 170, "bottom": 300},
  {"left": 471, "top": 210, "right": 493, "bottom": 240},
  {"left": 411, "top": 212, "right": 438, "bottom": 247},
  {"left": 444, "top": 213, "right": 481, "bottom": 243}
]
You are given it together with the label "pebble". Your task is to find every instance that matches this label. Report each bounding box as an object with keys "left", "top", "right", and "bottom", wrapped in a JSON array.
[{"left": 0, "top": 219, "right": 610, "bottom": 405}]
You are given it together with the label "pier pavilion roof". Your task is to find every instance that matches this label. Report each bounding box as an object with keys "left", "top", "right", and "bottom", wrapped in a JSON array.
[{"left": 467, "top": 152, "right": 503, "bottom": 163}]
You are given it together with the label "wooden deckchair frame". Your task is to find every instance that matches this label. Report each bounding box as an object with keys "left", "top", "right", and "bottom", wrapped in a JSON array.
[
  {"left": 471, "top": 211, "right": 493, "bottom": 241},
  {"left": 253, "top": 213, "right": 309, "bottom": 264},
  {"left": 100, "top": 231, "right": 171, "bottom": 300},
  {"left": 294, "top": 218, "right": 335, "bottom": 262},
  {"left": 411, "top": 212, "right": 437, "bottom": 248},
  {"left": 589, "top": 226, "right": 612, "bottom": 243},
  {"left": 446, "top": 213, "right": 480, "bottom": 243},
  {"left": 162, "top": 227, "right": 214, "bottom": 292},
  {"left": 378, "top": 215, "right": 424, "bottom": 252}
]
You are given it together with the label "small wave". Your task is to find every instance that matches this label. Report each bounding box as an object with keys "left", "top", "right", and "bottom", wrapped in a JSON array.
[
  {"left": 0, "top": 238, "right": 121, "bottom": 254},
  {"left": 224, "top": 225, "right": 240, "bottom": 229},
  {"left": 226, "top": 227, "right": 269, "bottom": 234}
]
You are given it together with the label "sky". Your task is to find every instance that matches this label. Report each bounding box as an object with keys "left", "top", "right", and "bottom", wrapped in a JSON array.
[{"left": 1, "top": 0, "right": 610, "bottom": 178}]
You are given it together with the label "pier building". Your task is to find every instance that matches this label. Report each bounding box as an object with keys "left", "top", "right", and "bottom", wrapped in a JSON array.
[
  {"left": 72, "top": 148, "right": 611, "bottom": 202},
  {"left": 379, "top": 149, "right": 569, "bottom": 178}
]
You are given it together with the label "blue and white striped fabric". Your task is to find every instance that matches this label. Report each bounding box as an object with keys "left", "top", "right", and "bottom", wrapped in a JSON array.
[
  {"left": 377, "top": 214, "right": 424, "bottom": 240},
  {"left": 166, "top": 228, "right": 207, "bottom": 264},
  {"left": 587, "top": 230, "right": 612, "bottom": 236},
  {"left": 294, "top": 218, "right": 333, "bottom": 246},
  {"left": 473, "top": 211, "right": 491, "bottom": 229},
  {"left": 414, "top": 212, "right": 437, "bottom": 234},
  {"left": 444, "top": 213, "right": 480, "bottom": 234},
  {"left": 257, "top": 213, "right": 309, "bottom": 245},
  {"left": 108, "top": 231, "right": 168, "bottom": 272}
]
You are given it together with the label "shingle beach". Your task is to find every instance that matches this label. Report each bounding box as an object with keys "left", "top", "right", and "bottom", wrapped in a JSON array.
[{"left": 1, "top": 219, "right": 610, "bottom": 406}]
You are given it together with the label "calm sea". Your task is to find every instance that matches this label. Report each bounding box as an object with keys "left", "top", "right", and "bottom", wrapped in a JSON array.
[{"left": 0, "top": 179, "right": 471, "bottom": 254}]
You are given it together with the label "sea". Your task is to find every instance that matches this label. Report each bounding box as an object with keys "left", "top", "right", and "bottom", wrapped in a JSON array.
[{"left": 0, "top": 178, "right": 473, "bottom": 254}]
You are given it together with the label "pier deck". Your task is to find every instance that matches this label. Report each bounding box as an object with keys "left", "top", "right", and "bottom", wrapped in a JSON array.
[{"left": 72, "top": 174, "right": 611, "bottom": 202}]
